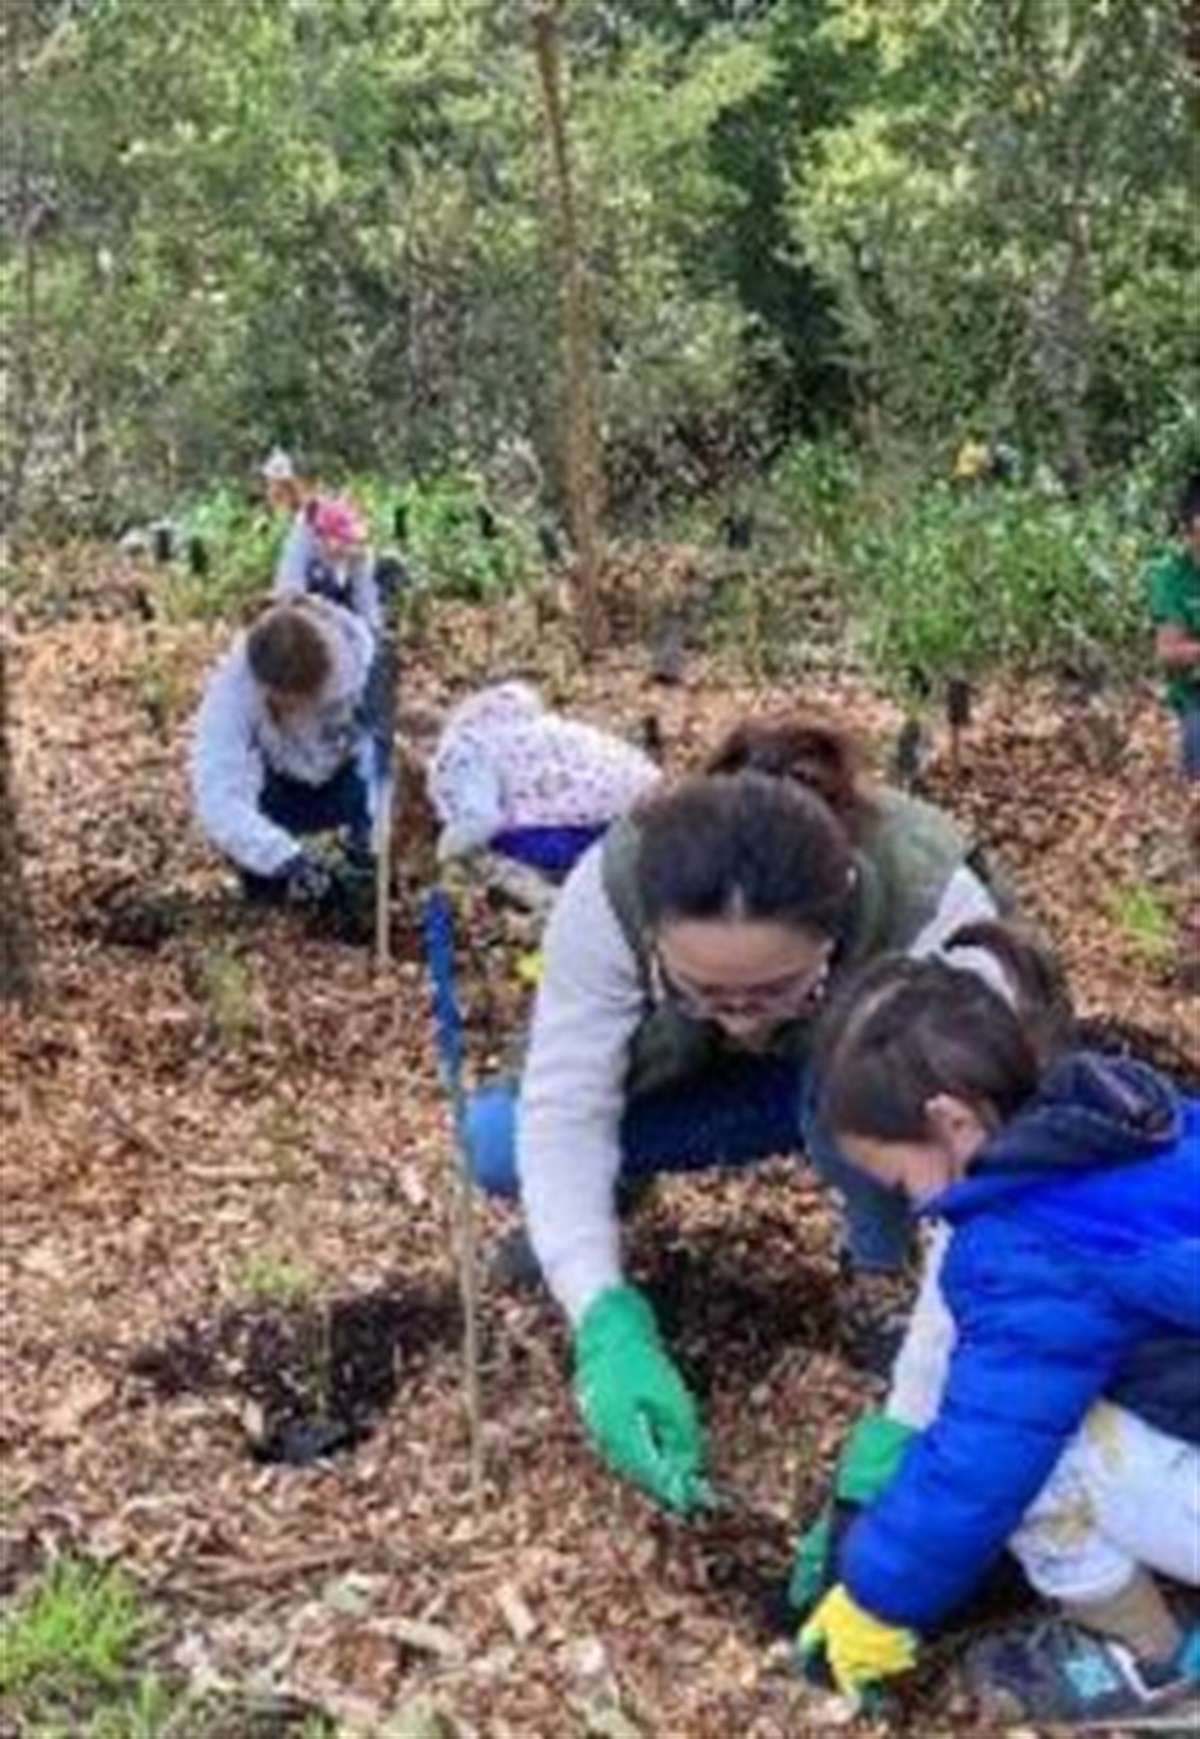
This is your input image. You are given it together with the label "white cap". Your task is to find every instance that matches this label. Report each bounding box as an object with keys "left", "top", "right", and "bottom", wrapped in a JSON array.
[{"left": 260, "top": 446, "right": 295, "bottom": 483}]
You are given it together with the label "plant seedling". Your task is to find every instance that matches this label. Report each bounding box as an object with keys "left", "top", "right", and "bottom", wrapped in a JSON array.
[
  {"left": 233, "top": 1251, "right": 317, "bottom": 1309},
  {"left": 0, "top": 1560, "right": 145, "bottom": 1700},
  {"left": 1109, "top": 884, "right": 1174, "bottom": 968},
  {"left": 190, "top": 940, "right": 254, "bottom": 1046}
]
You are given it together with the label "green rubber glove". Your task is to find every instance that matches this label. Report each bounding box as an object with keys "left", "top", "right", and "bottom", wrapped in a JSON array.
[
  {"left": 574, "top": 1285, "right": 706, "bottom": 1513},
  {"left": 789, "top": 1411, "right": 916, "bottom": 1617}
]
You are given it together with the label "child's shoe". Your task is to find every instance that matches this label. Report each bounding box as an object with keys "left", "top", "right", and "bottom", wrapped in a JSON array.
[{"left": 964, "top": 1615, "right": 1200, "bottom": 1729}]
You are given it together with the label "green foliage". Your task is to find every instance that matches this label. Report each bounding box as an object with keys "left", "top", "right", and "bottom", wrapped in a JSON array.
[
  {"left": 767, "top": 437, "right": 867, "bottom": 561},
  {"left": 3, "top": 0, "right": 1193, "bottom": 542},
  {"left": 790, "top": 0, "right": 1196, "bottom": 472},
  {"left": 0, "top": 1556, "right": 339, "bottom": 1734},
  {"left": 0, "top": 1560, "right": 146, "bottom": 1704},
  {"left": 355, "top": 468, "right": 534, "bottom": 603},
  {"left": 232, "top": 1250, "right": 318, "bottom": 1308},
  {"left": 1109, "top": 883, "right": 1174, "bottom": 967},
  {"left": 169, "top": 488, "right": 278, "bottom": 621},
  {"left": 845, "top": 483, "right": 1148, "bottom": 691},
  {"left": 762, "top": 433, "right": 1169, "bottom": 692},
  {"left": 161, "top": 466, "right": 536, "bottom": 624}
]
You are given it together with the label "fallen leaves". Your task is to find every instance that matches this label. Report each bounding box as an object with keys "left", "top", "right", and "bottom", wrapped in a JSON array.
[
  {"left": 2, "top": 545, "right": 1196, "bottom": 1736},
  {"left": 42, "top": 1374, "right": 116, "bottom": 1441}
]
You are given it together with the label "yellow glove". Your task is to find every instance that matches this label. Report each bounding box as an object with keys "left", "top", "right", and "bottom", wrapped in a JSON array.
[
  {"left": 515, "top": 948, "right": 543, "bottom": 988},
  {"left": 799, "top": 1583, "right": 917, "bottom": 1702}
]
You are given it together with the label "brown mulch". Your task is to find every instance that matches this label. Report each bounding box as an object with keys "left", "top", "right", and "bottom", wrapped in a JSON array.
[{"left": 1, "top": 546, "right": 1196, "bottom": 1737}]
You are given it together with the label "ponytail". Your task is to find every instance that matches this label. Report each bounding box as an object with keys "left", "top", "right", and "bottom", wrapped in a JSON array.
[
  {"left": 813, "top": 923, "right": 1072, "bottom": 1142},
  {"left": 705, "top": 714, "right": 876, "bottom": 841}
]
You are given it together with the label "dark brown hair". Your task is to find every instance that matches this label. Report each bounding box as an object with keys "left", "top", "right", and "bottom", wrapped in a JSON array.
[
  {"left": 246, "top": 603, "right": 332, "bottom": 700},
  {"left": 636, "top": 771, "right": 855, "bottom": 938},
  {"left": 814, "top": 924, "right": 1074, "bottom": 1142},
  {"left": 705, "top": 715, "right": 876, "bottom": 841}
]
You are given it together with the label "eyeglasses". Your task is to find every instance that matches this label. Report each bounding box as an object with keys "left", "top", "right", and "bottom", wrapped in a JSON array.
[{"left": 649, "top": 948, "right": 833, "bottom": 1023}]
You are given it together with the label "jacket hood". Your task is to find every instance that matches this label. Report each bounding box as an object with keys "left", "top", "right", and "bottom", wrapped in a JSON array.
[{"left": 929, "top": 1052, "right": 1181, "bottom": 1219}]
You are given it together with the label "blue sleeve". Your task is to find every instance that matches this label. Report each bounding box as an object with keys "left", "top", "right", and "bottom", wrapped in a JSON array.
[{"left": 841, "top": 1223, "right": 1133, "bottom": 1631}]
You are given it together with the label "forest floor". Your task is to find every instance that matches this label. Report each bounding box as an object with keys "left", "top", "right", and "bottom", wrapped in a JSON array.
[{"left": 2, "top": 545, "right": 1197, "bottom": 1738}]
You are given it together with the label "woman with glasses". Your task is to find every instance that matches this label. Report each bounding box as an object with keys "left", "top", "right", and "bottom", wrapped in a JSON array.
[{"left": 467, "top": 716, "right": 1007, "bottom": 1513}]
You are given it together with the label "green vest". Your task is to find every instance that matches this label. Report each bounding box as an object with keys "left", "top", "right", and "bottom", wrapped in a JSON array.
[{"left": 601, "top": 790, "right": 974, "bottom": 1099}]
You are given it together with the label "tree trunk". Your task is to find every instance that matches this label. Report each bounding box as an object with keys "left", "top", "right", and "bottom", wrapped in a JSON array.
[
  {"left": 0, "top": 643, "right": 38, "bottom": 1003},
  {"left": 531, "top": 0, "right": 605, "bottom": 655}
]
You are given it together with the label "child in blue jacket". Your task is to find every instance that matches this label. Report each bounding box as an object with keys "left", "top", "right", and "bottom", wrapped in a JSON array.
[{"left": 801, "top": 944, "right": 1200, "bottom": 1728}]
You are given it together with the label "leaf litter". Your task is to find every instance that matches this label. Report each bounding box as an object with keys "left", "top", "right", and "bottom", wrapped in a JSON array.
[{"left": 2, "top": 544, "right": 1196, "bottom": 1736}]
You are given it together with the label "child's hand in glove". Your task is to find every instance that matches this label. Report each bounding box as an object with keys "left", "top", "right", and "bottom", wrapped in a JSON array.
[
  {"left": 573, "top": 1285, "right": 707, "bottom": 1514},
  {"left": 800, "top": 1583, "right": 917, "bottom": 1704}
]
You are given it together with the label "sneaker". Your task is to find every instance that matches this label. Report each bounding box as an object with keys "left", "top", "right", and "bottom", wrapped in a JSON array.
[{"left": 964, "top": 1615, "right": 1200, "bottom": 1730}]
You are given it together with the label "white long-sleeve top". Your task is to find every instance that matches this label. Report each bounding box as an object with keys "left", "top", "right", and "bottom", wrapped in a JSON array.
[
  {"left": 273, "top": 512, "right": 383, "bottom": 633},
  {"left": 517, "top": 848, "right": 999, "bottom": 1325},
  {"left": 190, "top": 600, "right": 375, "bottom": 877},
  {"left": 428, "top": 682, "right": 660, "bottom": 860}
]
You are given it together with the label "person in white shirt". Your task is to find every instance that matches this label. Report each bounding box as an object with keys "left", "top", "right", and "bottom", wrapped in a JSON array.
[
  {"left": 190, "top": 596, "right": 379, "bottom": 907},
  {"left": 464, "top": 715, "right": 1006, "bottom": 1514}
]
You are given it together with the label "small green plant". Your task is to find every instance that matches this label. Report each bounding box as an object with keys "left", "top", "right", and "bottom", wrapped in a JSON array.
[
  {"left": 190, "top": 940, "right": 254, "bottom": 1047},
  {"left": 0, "top": 1558, "right": 179, "bottom": 1735},
  {"left": 1110, "top": 883, "right": 1174, "bottom": 967},
  {"left": 232, "top": 1250, "right": 318, "bottom": 1308},
  {"left": 129, "top": 650, "right": 186, "bottom": 737},
  {"left": 0, "top": 1559, "right": 340, "bottom": 1735},
  {"left": 0, "top": 1560, "right": 145, "bottom": 1703}
]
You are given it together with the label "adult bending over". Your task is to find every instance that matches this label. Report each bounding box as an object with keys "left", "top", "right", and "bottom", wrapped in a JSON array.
[{"left": 469, "top": 717, "right": 1003, "bottom": 1512}]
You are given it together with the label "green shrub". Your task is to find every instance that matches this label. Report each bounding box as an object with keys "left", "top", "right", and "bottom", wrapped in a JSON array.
[
  {"left": 841, "top": 483, "right": 1149, "bottom": 695},
  {"left": 759, "top": 433, "right": 1165, "bottom": 697},
  {"left": 166, "top": 465, "right": 535, "bottom": 623}
]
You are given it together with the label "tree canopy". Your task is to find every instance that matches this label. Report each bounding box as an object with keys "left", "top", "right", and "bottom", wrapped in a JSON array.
[{"left": 2, "top": 0, "right": 1195, "bottom": 530}]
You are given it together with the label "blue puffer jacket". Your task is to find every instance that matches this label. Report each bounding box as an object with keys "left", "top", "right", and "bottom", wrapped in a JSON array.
[{"left": 841, "top": 1054, "right": 1200, "bottom": 1633}]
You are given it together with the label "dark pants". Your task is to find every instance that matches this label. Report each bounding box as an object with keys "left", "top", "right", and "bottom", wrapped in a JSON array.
[
  {"left": 241, "top": 761, "right": 371, "bottom": 902},
  {"left": 467, "top": 1053, "right": 912, "bottom": 1273}
]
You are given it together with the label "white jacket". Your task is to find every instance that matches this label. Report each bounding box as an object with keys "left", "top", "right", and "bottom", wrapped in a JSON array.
[
  {"left": 428, "top": 681, "right": 660, "bottom": 860},
  {"left": 190, "top": 600, "right": 375, "bottom": 876}
]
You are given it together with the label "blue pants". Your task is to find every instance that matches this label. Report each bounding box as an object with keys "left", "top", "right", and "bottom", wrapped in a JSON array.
[
  {"left": 1179, "top": 702, "right": 1200, "bottom": 782},
  {"left": 467, "top": 1055, "right": 912, "bottom": 1273},
  {"left": 492, "top": 823, "right": 608, "bottom": 881},
  {"left": 241, "top": 762, "right": 371, "bottom": 899}
]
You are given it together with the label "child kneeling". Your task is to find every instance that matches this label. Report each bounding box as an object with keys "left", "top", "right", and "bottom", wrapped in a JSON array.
[{"left": 800, "top": 944, "right": 1199, "bottom": 1727}]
